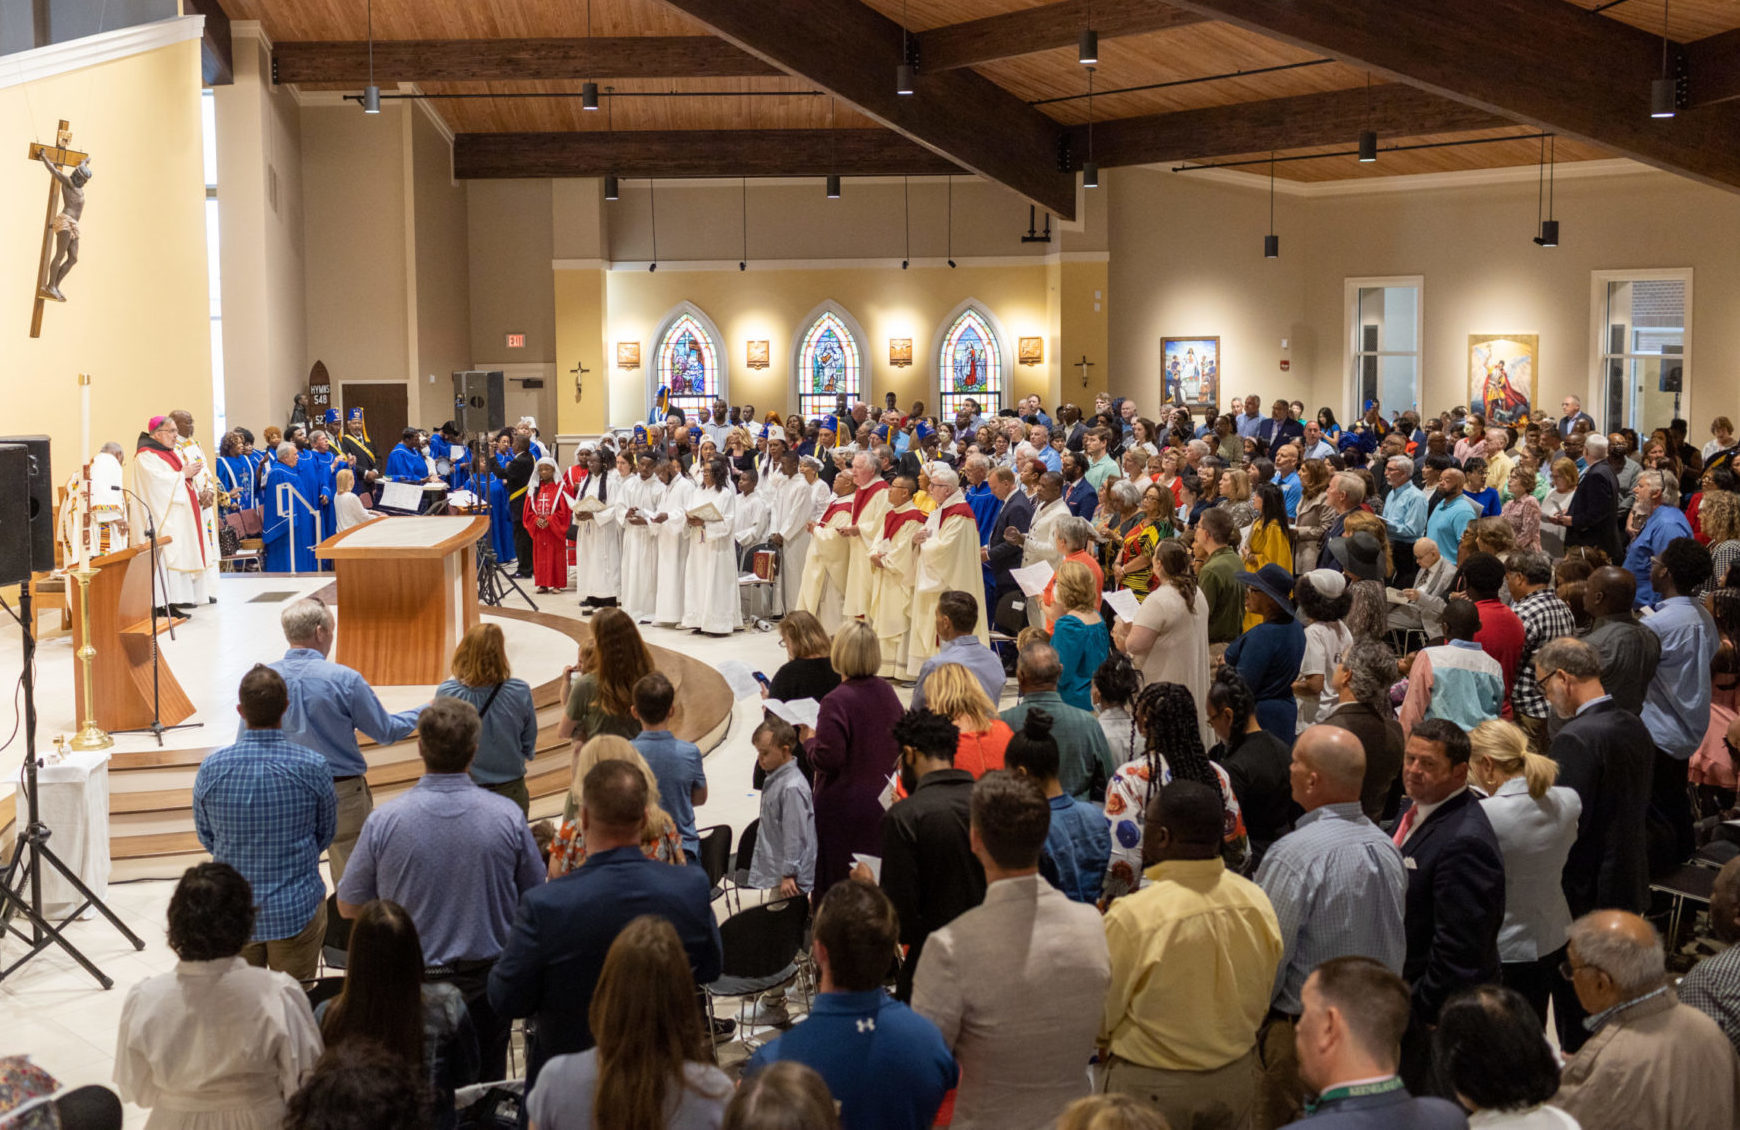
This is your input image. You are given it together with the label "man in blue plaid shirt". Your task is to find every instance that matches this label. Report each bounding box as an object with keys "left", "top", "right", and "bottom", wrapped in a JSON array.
[
  {"left": 1505, "top": 550, "right": 1577, "bottom": 749},
  {"left": 194, "top": 664, "right": 336, "bottom": 980}
]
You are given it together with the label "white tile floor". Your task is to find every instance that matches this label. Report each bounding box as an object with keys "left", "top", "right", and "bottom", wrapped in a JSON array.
[{"left": 0, "top": 578, "right": 835, "bottom": 1126}]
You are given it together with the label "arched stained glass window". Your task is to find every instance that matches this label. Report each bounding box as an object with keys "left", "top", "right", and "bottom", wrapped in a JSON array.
[
  {"left": 654, "top": 310, "right": 722, "bottom": 424},
  {"left": 938, "top": 307, "right": 1003, "bottom": 419},
  {"left": 797, "top": 309, "right": 863, "bottom": 420}
]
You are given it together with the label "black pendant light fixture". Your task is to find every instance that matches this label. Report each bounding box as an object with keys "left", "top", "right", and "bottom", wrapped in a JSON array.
[
  {"left": 1532, "top": 134, "right": 1559, "bottom": 247},
  {"left": 1079, "top": 0, "right": 1097, "bottom": 63},
  {"left": 1263, "top": 151, "right": 1279, "bottom": 258},
  {"left": 1357, "top": 74, "right": 1376, "bottom": 161},
  {"left": 740, "top": 178, "right": 749, "bottom": 271},
  {"left": 901, "top": 176, "right": 911, "bottom": 269},
  {"left": 1082, "top": 68, "right": 1099, "bottom": 188},
  {"left": 826, "top": 99, "right": 841, "bottom": 198},
  {"left": 1651, "top": 0, "right": 1678, "bottom": 117},
  {"left": 363, "top": 0, "right": 380, "bottom": 113},
  {"left": 648, "top": 179, "right": 658, "bottom": 272},
  {"left": 946, "top": 176, "right": 957, "bottom": 268},
  {"left": 581, "top": 0, "right": 599, "bottom": 110},
  {"left": 896, "top": 0, "right": 916, "bottom": 95}
]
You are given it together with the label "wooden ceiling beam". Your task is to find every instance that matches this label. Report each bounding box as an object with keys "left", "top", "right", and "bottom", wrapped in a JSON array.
[
  {"left": 1069, "top": 84, "right": 1509, "bottom": 168},
  {"left": 186, "top": 0, "right": 233, "bottom": 86},
  {"left": 1686, "top": 28, "right": 1740, "bottom": 108},
  {"left": 654, "top": 0, "right": 1077, "bottom": 219},
  {"left": 270, "top": 37, "right": 783, "bottom": 84},
  {"left": 917, "top": 0, "right": 1204, "bottom": 71},
  {"left": 452, "top": 129, "right": 964, "bottom": 180},
  {"left": 1161, "top": 0, "right": 1740, "bottom": 192}
]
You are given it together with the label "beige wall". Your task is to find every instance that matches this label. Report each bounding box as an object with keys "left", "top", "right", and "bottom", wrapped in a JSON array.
[
  {"left": 409, "top": 108, "right": 471, "bottom": 424},
  {"left": 1109, "top": 163, "right": 1740, "bottom": 431},
  {"left": 468, "top": 179, "right": 555, "bottom": 364},
  {"left": 0, "top": 35, "right": 212, "bottom": 483},
  {"left": 300, "top": 104, "right": 411, "bottom": 405},
  {"left": 214, "top": 29, "right": 306, "bottom": 434}
]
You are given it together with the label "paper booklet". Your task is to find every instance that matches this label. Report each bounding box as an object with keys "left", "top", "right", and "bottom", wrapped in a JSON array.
[
  {"left": 1103, "top": 588, "right": 1141, "bottom": 623},
  {"left": 765, "top": 697, "right": 821, "bottom": 730},
  {"left": 852, "top": 853, "right": 884, "bottom": 884},
  {"left": 377, "top": 482, "right": 423, "bottom": 511},
  {"left": 687, "top": 500, "right": 724, "bottom": 523},
  {"left": 572, "top": 495, "right": 605, "bottom": 514},
  {"left": 716, "top": 660, "right": 763, "bottom": 701},
  {"left": 1009, "top": 560, "right": 1056, "bottom": 598},
  {"left": 1384, "top": 587, "right": 1412, "bottom": 605}
]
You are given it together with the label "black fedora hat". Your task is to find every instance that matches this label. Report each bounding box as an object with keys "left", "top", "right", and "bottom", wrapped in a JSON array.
[
  {"left": 1233, "top": 562, "right": 1296, "bottom": 618},
  {"left": 1328, "top": 530, "right": 1386, "bottom": 582}
]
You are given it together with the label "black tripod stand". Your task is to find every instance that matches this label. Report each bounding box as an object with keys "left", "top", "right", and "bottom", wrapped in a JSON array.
[
  {"left": 112, "top": 489, "right": 202, "bottom": 747},
  {"left": 469, "top": 435, "right": 537, "bottom": 612},
  {"left": 0, "top": 589, "right": 146, "bottom": 989}
]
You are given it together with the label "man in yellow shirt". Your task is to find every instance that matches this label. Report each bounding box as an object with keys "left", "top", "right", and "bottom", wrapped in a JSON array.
[{"left": 1099, "top": 778, "right": 1283, "bottom": 1129}]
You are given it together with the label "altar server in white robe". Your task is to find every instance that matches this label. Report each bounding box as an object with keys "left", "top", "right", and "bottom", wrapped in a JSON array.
[
  {"left": 1023, "top": 471, "right": 1071, "bottom": 628},
  {"left": 133, "top": 415, "right": 211, "bottom": 609},
  {"left": 904, "top": 466, "right": 990, "bottom": 679},
  {"left": 768, "top": 449, "right": 815, "bottom": 612},
  {"left": 734, "top": 467, "right": 772, "bottom": 550},
  {"left": 804, "top": 455, "right": 831, "bottom": 521},
  {"left": 839, "top": 452, "right": 892, "bottom": 621},
  {"left": 618, "top": 452, "right": 664, "bottom": 623},
  {"left": 681, "top": 456, "right": 742, "bottom": 635},
  {"left": 571, "top": 449, "right": 624, "bottom": 611},
  {"left": 867, "top": 475, "right": 925, "bottom": 678},
  {"left": 172, "top": 410, "right": 222, "bottom": 599},
  {"left": 651, "top": 458, "right": 693, "bottom": 626},
  {"left": 796, "top": 475, "right": 857, "bottom": 634}
]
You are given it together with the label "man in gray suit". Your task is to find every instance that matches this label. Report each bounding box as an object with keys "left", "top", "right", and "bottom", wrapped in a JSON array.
[{"left": 912, "top": 772, "right": 1110, "bottom": 1130}]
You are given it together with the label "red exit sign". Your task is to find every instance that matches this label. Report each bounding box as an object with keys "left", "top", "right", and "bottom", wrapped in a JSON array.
[{"left": 505, "top": 333, "right": 526, "bottom": 349}]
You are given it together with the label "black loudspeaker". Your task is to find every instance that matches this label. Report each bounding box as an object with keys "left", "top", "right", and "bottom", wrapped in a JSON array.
[
  {"left": 0, "top": 435, "right": 52, "bottom": 586},
  {"left": 453, "top": 371, "right": 505, "bottom": 436}
]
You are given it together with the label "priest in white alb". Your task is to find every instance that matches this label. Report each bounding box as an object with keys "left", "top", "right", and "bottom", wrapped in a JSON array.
[
  {"left": 681, "top": 456, "right": 741, "bottom": 636},
  {"left": 650, "top": 458, "right": 693, "bottom": 627},
  {"left": 133, "top": 415, "right": 211, "bottom": 612},
  {"left": 61, "top": 441, "right": 130, "bottom": 561},
  {"left": 171, "top": 409, "right": 222, "bottom": 600},
  {"left": 904, "top": 465, "right": 990, "bottom": 680},
  {"left": 839, "top": 451, "right": 891, "bottom": 621},
  {"left": 866, "top": 475, "right": 925, "bottom": 678},
  {"left": 796, "top": 475, "right": 857, "bottom": 634},
  {"left": 767, "top": 449, "right": 814, "bottom": 613}
]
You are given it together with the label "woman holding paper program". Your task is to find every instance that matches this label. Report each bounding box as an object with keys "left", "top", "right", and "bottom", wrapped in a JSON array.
[{"left": 681, "top": 457, "right": 742, "bottom": 636}]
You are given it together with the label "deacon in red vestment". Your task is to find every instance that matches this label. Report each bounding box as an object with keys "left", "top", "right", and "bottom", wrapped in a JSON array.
[{"left": 522, "top": 457, "right": 572, "bottom": 592}]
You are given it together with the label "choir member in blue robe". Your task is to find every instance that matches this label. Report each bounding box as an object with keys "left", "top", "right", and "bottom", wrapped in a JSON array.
[
  {"left": 216, "top": 433, "right": 255, "bottom": 516},
  {"left": 308, "top": 435, "right": 344, "bottom": 551},
  {"left": 385, "top": 427, "right": 431, "bottom": 483},
  {"left": 436, "top": 424, "right": 472, "bottom": 490},
  {"left": 262, "top": 445, "right": 319, "bottom": 572}
]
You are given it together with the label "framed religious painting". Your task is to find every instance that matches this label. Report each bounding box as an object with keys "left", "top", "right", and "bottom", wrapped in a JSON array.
[
  {"left": 889, "top": 338, "right": 913, "bottom": 367},
  {"left": 616, "top": 342, "right": 641, "bottom": 369},
  {"left": 1160, "top": 336, "right": 1219, "bottom": 410},
  {"left": 1468, "top": 334, "right": 1537, "bottom": 426},
  {"left": 1018, "top": 337, "right": 1044, "bottom": 365},
  {"left": 746, "top": 340, "right": 770, "bottom": 369}
]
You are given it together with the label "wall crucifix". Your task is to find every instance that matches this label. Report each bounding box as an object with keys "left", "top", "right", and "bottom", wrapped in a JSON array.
[
  {"left": 1074, "top": 353, "right": 1095, "bottom": 388},
  {"left": 27, "top": 119, "right": 93, "bottom": 338}
]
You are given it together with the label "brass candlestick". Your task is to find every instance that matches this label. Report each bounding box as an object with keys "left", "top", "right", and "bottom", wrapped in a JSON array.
[{"left": 67, "top": 564, "right": 112, "bottom": 751}]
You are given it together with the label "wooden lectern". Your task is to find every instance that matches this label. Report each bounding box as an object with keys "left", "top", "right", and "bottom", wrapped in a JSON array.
[
  {"left": 71, "top": 540, "right": 194, "bottom": 730},
  {"left": 315, "top": 515, "right": 491, "bottom": 686}
]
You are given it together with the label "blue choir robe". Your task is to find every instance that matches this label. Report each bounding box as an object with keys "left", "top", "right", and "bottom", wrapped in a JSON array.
[
  {"left": 384, "top": 442, "right": 428, "bottom": 483},
  {"left": 216, "top": 455, "right": 255, "bottom": 514},
  {"left": 441, "top": 444, "right": 472, "bottom": 490},
  {"left": 309, "top": 449, "right": 341, "bottom": 547},
  {"left": 262, "top": 462, "right": 319, "bottom": 572}
]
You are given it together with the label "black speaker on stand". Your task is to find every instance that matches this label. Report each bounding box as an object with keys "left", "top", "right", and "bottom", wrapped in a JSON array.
[
  {"left": 0, "top": 435, "right": 53, "bottom": 587},
  {"left": 453, "top": 371, "right": 505, "bottom": 436}
]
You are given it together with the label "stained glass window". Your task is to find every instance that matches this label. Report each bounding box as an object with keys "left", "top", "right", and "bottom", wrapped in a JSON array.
[
  {"left": 655, "top": 312, "right": 721, "bottom": 424},
  {"left": 798, "top": 311, "right": 862, "bottom": 420},
  {"left": 939, "top": 308, "right": 1002, "bottom": 419}
]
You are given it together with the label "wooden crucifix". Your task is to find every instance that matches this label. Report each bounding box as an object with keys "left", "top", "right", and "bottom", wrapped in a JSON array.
[
  {"left": 1074, "top": 353, "right": 1095, "bottom": 388},
  {"left": 27, "top": 120, "right": 92, "bottom": 338}
]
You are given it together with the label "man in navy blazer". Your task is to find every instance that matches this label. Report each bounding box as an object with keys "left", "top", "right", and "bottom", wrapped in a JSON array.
[
  {"left": 1557, "top": 395, "right": 1596, "bottom": 438},
  {"left": 1559, "top": 434, "right": 1622, "bottom": 562},
  {"left": 1258, "top": 398, "right": 1306, "bottom": 454},
  {"left": 488, "top": 760, "right": 722, "bottom": 1085},
  {"left": 1392, "top": 719, "right": 1504, "bottom": 1089},
  {"left": 1283, "top": 957, "right": 1466, "bottom": 1129},
  {"left": 983, "top": 466, "right": 1035, "bottom": 621}
]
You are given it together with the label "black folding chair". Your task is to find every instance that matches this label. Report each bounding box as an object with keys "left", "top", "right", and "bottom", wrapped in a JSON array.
[
  {"left": 726, "top": 819, "right": 761, "bottom": 914},
  {"left": 696, "top": 823, "right": 733, "bottom": 902},
  {"left": 704, "top": 895, "right": 811, "bottom": 1048}
]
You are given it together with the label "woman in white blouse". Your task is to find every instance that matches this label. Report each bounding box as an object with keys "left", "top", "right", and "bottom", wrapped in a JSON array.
[
  {"left": 115, "top": 863, "right": 322, "bottom": 1129},
  {"left": 1470, "top": 719, "right": 1582, "bottom": 1044},
  {"left": 1538, "top": 457, "right": 1578, "bottom": 559},
  {"left": 332, "top": 468, "right": 379, "bottom": 533},
  {"left": 1111, "top": 539, "right": 1211, "bottom": 744}
]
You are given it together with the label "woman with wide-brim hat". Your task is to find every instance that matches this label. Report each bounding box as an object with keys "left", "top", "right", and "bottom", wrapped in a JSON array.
[{"left": 1224, "top": 562, "right": 1307, "bottom": 743}]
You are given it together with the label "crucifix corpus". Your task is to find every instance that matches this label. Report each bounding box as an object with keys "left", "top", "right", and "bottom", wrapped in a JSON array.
[
  {"left": 1074, "top": 354, "right": 1095, "bottom": 388},
  {"left": 27, "top": 120, "right": 93, "bottom": 338}
]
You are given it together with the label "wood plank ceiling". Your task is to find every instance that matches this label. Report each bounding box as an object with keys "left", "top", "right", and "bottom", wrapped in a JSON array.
[{"left": 228, "top": 0, "right": 1740, "bottom": 205}]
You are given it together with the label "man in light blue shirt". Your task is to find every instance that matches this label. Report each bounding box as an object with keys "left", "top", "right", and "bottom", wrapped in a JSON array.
[
  {"left": 1235, "top": 394, "right": 1265, "bottom": 440},
  {"left": 1623, "top": 470, "right": 1694, "bottom": 607},
  {"left": 1381, "top": 456, "right": 1428, "bottom": 546},
  {"left": 1028, "top": 424, "right": 1063, "bottom": 473},
  {"left": 263, "top": 598, "right": 425, "bottom": 883},
  {"left": 1301, "top": 421, "right": 1336, "bottom": 461},
  {"left": 1425, "top": 469, "right": 1480, "bottom": 564},
  {"left": 910, "top": 591, "right": 1007, "bottom": 711},
  {"left": 630, "top": 671, "right": 708, "bottom": 858},
  {"left": 1256, "top": 726, "right": 1406, "bottom": 1026},
  {"left": 338, "top": 695, "right": 544, "bottom": 1079},
  {"left": 1641, "top": 537, "right": 1718, "bottom": 874},
  {"left": 1274, "top": 443, "right": 1303, "bottom": 518}
]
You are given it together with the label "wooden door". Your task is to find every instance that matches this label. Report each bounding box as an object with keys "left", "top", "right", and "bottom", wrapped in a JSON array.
[{"left": 339, "top": 382, "right": 408, "bottom": 451}]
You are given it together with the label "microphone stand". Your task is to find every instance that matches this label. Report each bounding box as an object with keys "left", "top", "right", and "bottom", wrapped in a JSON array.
[{"left": 110, "top": 485, "right": 201, "bottom": 747}]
